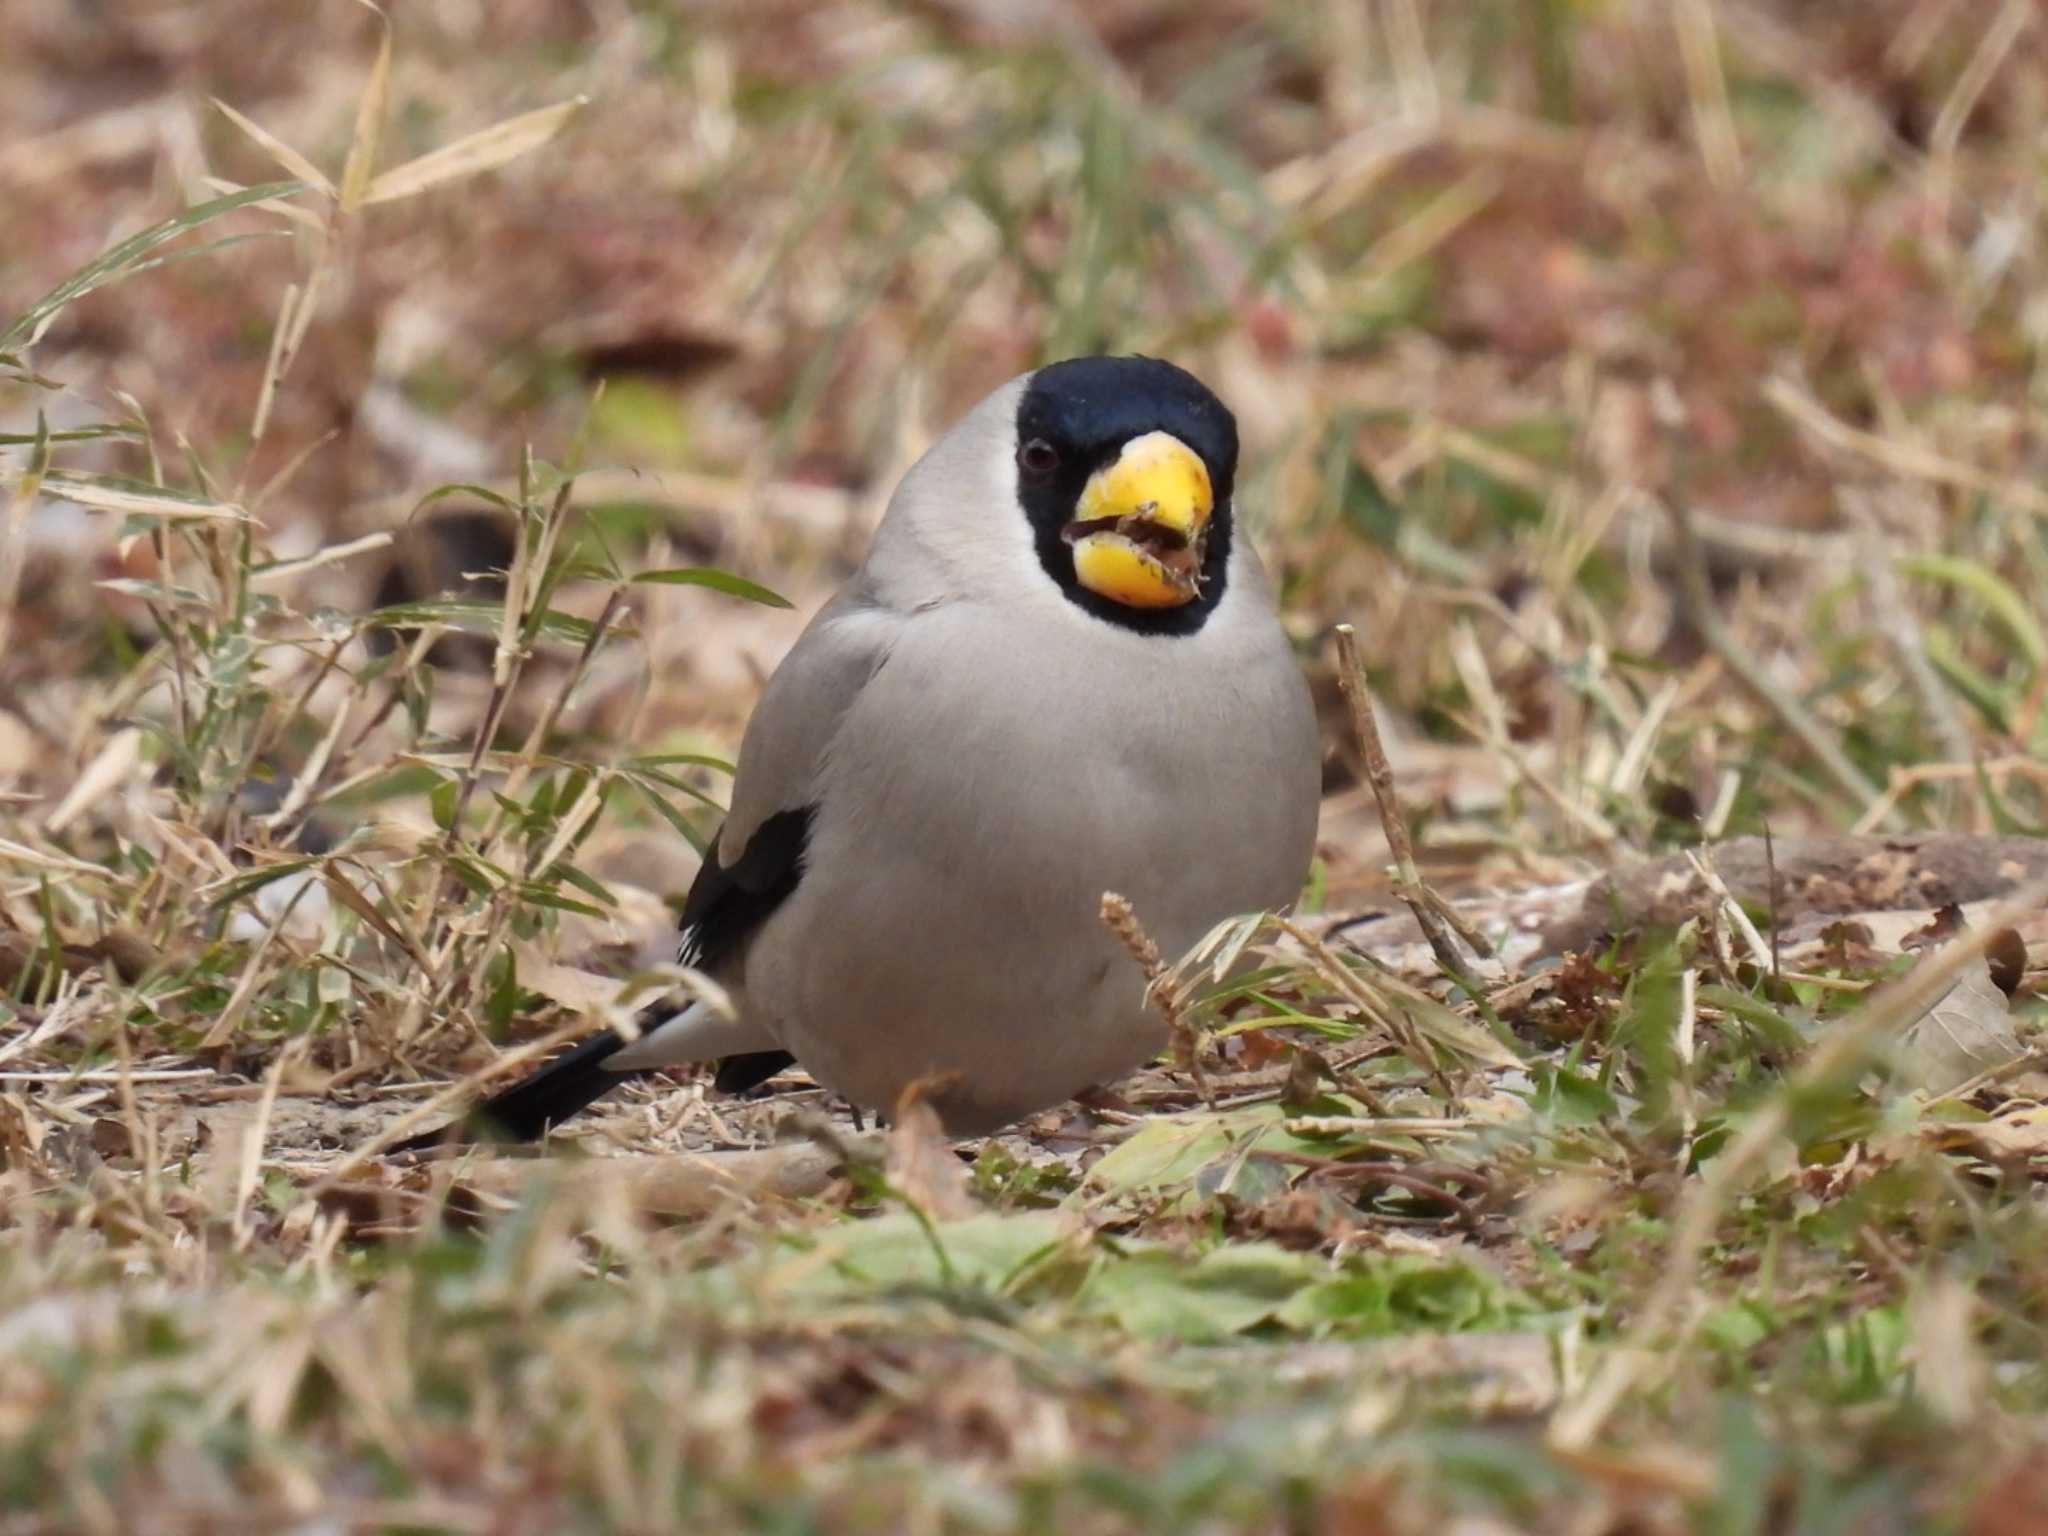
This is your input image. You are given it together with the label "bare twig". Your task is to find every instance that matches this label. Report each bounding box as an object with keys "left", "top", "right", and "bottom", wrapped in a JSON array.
[
  {"left": 1101, "top": 891, "right": 1210, "bottom": 1105},
  {"left": 1333, "top": 624, "right": 1502, "bottom": 1012}
]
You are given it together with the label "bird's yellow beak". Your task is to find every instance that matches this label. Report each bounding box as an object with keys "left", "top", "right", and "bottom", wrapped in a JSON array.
[{"left": 1060, "top": 431, "right": 1213, "bottom": 609}]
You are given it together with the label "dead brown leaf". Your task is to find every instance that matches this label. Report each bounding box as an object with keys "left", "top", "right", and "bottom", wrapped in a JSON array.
[
  {"left": 885, "top": 1081, "right": 977, "bottom": 1221},
  {"left": 1903, "top": 903, "right": 1967, "bottom": 951},
  {"left": 1899, "top": 955, "right": 2022, "bottom": 1093},
  {"left": 1931, "top": 1103, "right": 2048, "bottom": 1162}
]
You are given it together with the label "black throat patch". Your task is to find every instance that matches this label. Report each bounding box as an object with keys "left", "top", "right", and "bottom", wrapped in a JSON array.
[{"left": 1014, "top": 356, "right": 1238, "bottom": 637}]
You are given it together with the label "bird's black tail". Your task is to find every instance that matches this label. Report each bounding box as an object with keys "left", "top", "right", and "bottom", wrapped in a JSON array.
[
  {"left": 715, "top": 1050, "right": 796, "bottom": 1095},
  {"left": 394, "top": 1027, "right": 640, "bottom": 1152},
  {"left": 390, "top": 1016, "right": 802, "bottom": 1155}
]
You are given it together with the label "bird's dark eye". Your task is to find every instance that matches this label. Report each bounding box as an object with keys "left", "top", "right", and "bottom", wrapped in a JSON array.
[{"left": 1017, "top": 438, "right": 1061, "bottom": 480}]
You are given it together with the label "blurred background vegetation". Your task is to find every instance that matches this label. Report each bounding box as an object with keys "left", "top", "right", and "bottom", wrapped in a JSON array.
[{"left": 9, "top": 1, "right": 2045, "bottom": 881}]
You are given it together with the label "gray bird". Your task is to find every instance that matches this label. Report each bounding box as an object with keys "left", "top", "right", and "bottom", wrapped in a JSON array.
[{"left": 424, "top": 356, "right": 1319, "bottom": 1142}]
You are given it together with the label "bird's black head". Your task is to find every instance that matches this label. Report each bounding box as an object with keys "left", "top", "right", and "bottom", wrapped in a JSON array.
[{"left": 1013, "top": 355, "right": 1238, "bottom": 636}]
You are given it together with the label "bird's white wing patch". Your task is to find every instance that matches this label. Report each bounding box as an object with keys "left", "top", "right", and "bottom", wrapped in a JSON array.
[{"left": 605, "top": 1000, "right": 777, "bottom": 1071}]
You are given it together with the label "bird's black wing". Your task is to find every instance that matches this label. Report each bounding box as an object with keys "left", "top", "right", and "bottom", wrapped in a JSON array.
[
  {"left": 393, "top": 807, "right": 812, "bottom": 1150},
  {"left": 680, "top": 808, "right": 813, "bottom": 1093},
  {"left": 677, "top": 807, "right": 813, "bottom": 973}
]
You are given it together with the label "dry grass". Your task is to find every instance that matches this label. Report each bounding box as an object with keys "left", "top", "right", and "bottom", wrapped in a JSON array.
[{"left": 5, "top": 2, "right": 2048, "bottom": 1531}]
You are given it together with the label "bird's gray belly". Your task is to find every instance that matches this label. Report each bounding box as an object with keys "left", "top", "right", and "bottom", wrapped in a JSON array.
[{"left": 743, "top": 687, "right": 1301, "bottom": 1131}]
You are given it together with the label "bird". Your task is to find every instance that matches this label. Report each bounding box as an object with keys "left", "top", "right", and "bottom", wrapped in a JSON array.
[{"left": 405, "top": 355, "right": 1320, "bottom": 1146}]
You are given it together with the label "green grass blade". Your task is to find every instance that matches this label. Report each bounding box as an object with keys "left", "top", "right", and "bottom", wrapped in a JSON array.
[
  {"left": 630, "top": 567, "right": 794, "bottom": 608},
  {"left": 1, "top": 180, "right": 306, "bottom": 350}
]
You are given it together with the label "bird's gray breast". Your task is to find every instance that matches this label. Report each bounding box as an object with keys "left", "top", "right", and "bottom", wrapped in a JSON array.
[{"left": 741, "top": 584, "right": 1317, "bottom": 1131}]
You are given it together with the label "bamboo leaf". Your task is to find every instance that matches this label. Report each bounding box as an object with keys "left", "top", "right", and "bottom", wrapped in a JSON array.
[
  {"left": 628, "top": 776, "right": 711, "bottom": 855},
  {"left": 200, "top": 176, "right": 326, "bottom": 232},
  {"left": 339, "top": 8, "right": 394, "bottom": 211},
  {"left": 628, "top": 752, "right": 736, "bottom": 774},
  {"left": 410, "top": 482, "right": 518, "bottom": 516},
  {"left": 1, "top": 181, "right": 306, "bottom": 349},
  {"left": 362, "top": 97, "right": 587, "bottom": 206},
  {"left": 41, "top": 470, "right": 247, "bottom": 521},
  {"left": 540, "top": 860, "right": 618, "bottom": 909},
  {"left": 627, "top": 765, "right": 728, "bottom": 811},
  {"left": 630, "top": 566, "right": 793, "bottom": 608},
  {"left": 205, "top": 858, "right": 323, "bottom": 911},
  {"left": 516, "top": 883, "right": 608, "bottom": 919},
  {"left": 365, "top": 599, "right": 602, "bottom": 645},
  {"left": 0, "top": 424, "right": 142, "bottom": 446},
  {"left": 211, "top": 98, "right": 336, "bottom": 198},
  {"left": 321, "top": 865, "right": 418, "bottom": 959}
]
